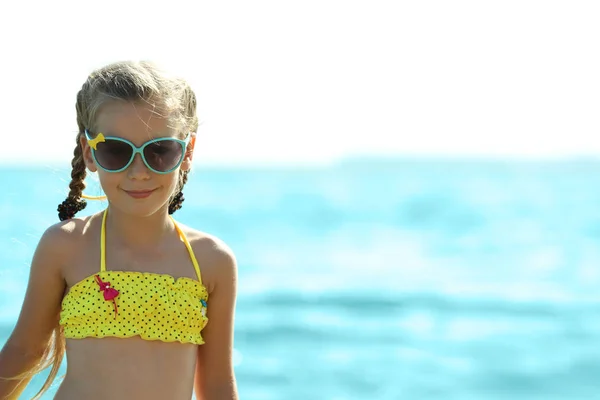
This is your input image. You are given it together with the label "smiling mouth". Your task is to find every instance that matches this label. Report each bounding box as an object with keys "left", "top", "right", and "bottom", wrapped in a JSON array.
[{"left": 123, "top": 189, "right": 156, "bottom": 199}]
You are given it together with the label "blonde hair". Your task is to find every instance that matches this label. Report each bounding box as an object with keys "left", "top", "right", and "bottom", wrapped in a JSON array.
[
  {"left": 23, "top": 61, "right": 198, "bottom": 399},
  {"left": 57, "top": 60, "right": 199, "bottom": 221},
  {"left": 4, "top": 326, "right": 64, "bottom": 399}
]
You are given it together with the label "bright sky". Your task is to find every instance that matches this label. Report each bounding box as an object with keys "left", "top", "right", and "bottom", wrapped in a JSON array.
[{"left": 1, "top": 0, "right": 599, "bottom": 166}]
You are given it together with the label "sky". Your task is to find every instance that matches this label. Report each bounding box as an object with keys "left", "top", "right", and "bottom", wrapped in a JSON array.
[{"left": 0, "top": 0, "right": 599, "bottom": 166}]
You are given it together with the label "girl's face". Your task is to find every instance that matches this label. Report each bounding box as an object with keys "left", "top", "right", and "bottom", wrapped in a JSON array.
[{"left": 81, "top": 101, "right": 195, "bottom": 217}]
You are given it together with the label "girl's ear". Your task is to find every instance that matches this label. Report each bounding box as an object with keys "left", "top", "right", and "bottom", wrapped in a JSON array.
[
  {"left": 181, "top": 133, "right": 196, "bottom": 172},
  {"left": 80, "top": 134, "right": 98, "bottom": 173}
]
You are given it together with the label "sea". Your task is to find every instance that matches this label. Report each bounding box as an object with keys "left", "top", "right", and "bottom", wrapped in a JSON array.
[{"left": 1, "top": 158, "right": 600, "bottom": 399}]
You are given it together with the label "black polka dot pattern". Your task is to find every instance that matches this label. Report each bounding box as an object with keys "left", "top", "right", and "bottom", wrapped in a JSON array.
[{"left": 59, "top": 271, "right": 209, "bottom": 344}]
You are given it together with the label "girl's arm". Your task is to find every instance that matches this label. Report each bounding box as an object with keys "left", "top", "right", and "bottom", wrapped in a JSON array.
[
  {"left": 0, "top": 224, "right": 68, "bottom": 399},
  {"left": 194, "top": 241, "right": 238, "bottom": 400}
]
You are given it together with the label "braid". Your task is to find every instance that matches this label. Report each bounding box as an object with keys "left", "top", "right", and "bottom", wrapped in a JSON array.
[
  {"left": 57, "top": 135, "right": 88, "bottom": 221},
  {"left": 168, "top": 170, "right": 189, "bottom": 215}
]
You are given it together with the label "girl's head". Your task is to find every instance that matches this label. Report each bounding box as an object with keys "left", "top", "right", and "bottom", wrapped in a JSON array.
[{"left": 57, "top": 61, "right": 198, "bottom": 221}]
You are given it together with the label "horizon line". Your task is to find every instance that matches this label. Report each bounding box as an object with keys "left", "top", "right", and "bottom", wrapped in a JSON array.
[{"left": 2, "top": 153, "right": 600, "bottom": 170}]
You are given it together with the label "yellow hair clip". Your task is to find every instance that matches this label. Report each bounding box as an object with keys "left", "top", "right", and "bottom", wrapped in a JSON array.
[{"left": 88, "top": 133, "right": 105, "bottom": 150}]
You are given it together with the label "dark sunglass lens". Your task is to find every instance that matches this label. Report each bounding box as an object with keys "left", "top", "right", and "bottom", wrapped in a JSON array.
[
  {"left": 144, "top": 140, "right": 183, "bottom": 172},
  {"left": 94, "top": 139, "right": 133, "bottom": 171}
]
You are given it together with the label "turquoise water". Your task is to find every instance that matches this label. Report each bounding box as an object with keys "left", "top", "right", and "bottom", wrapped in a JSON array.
[{"left": 2, "top": 159, "right": 600, "bottom": 399}]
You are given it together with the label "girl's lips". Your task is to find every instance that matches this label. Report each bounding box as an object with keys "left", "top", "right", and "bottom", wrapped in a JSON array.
[{"left": 123, "top": 189, "right": 155, "bottom": 199}]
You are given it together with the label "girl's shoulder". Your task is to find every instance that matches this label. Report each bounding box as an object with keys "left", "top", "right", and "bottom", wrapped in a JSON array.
[
  {"left": 175, "top": 222, "right": 237, "bottom": 292},
  {"left": 38, "top": 214, "right": 100, "bottom": 259},
  {"left": 44, "top": 213, "right": 98, "bottom": 239}
]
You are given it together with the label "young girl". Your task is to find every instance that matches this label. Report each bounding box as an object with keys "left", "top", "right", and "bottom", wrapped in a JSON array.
[{"left": 0, "top": 61, "right": 238, "bottom": 400}]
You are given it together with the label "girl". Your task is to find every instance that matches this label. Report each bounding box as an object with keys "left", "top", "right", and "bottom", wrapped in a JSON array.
[{"left": 0, "top": 61, "right": 238, "bottom": 400}]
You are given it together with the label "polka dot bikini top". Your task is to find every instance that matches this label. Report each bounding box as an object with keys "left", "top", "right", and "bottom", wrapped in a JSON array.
[{"left": 59, "top": 209, "right": 209, "bottom": 344}]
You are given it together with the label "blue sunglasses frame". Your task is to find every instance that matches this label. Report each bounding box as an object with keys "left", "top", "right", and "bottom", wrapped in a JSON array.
[{"left": 84, "top": 129, "right": 192, "bottom": 174}]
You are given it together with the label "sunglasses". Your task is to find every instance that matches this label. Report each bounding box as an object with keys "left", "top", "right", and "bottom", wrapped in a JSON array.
[{"left": 84, "top": 130, "right": 192, "bottom": 174}]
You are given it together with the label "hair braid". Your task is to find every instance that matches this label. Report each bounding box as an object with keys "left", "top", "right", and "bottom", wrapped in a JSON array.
[
  {"left": 57, "top": 135, "right": 88, "bottom": 221},
  {"left": 168, "top": 170, "right": 189, "bottom": 215}
]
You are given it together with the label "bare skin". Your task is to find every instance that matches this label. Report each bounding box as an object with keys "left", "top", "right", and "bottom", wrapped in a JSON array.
[{"left": 0, "top": 211, "right": 237, "bottom": 400}]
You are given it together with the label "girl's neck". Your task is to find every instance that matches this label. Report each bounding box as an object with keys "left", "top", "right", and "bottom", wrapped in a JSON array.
[{"left": 104, "top": 205, "right": 175, "bottom": 248}]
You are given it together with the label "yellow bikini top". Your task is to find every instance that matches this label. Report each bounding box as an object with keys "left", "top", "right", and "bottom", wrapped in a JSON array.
[{"left": 59, "top": 209, "right": 209, "bottom": 344}]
